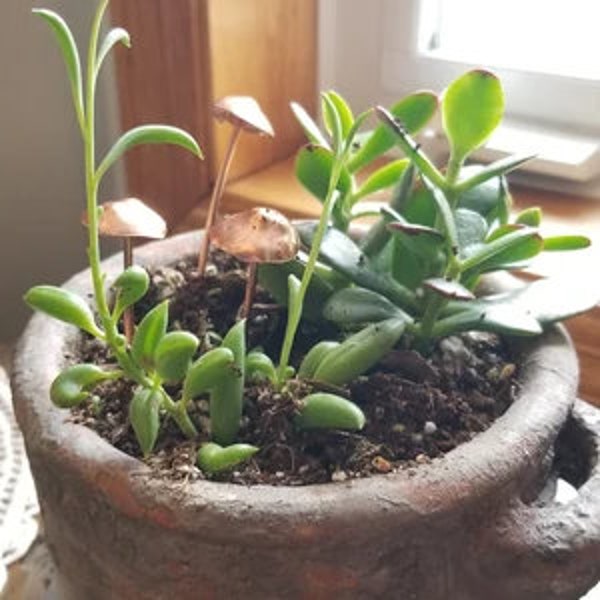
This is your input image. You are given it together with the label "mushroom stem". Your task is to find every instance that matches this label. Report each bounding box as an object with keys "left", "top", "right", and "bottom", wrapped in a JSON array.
[
  {"left": 123, "top": 237, "right": 134, "bottom": 343},
  {"left": 240, "top": 262, "right": 258, "bottom": 319},
  {"left": 198, "top": 126, "right": 243, "bottom": 274}
]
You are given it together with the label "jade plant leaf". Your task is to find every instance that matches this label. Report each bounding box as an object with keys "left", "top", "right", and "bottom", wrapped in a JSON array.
[
  {"left": 50, "top": 364, "right": 121, "bottom": 408},
  {"left": 295, "top": 393, "right": 365, "bottom": 431},
  {"left": 294, "top": 144, "right": 352, "bottom": 203},
  {"left": 423, "top": 278, "right": 475, "bottom": 301},
  {"left": 442, "top": 69, "right": 504, "bottom": 163},
  {"left": 454, "top": 209, "right": 489, "bottom": 256},
  {"left": 321, "top": 92, "right": 343, "bottom": 152},
  {"left": 129, "top": 387, "right": 162, "bottom": 457},
  {"left": 323, "top": 90, "right": 354, "bottom": 138},
  {"left": 96, "top": 27, "right": 131, "bottom": 76},
  {"left": 96, "top": 125, "right": 203, "bottom": 182},
  {"left": 515, "top": 206, "right": 542, "bottom": 227},
  {"left": 25, "top": 285, "right": 103, "bottom": 338},
  {"left": 297, "top": 223, "right": 417, "bottom": 311},
  {"left": 197, "top": 442, "right": 259, "bottom": 475},
  {"left": 350, "top": 159, "right": 409, "bottom": 204},
  {"left": 323, "top": 287, "right": 410, "bottom": 326},
  {"left": 313, "top": 318, "right": 408, "bottom": 385},
  {"left": 131, "top": 300, "right": 169, "bottom": 369},
  {"left": 245, "top": 350, "right": 276, "bottom": 383},
  {"left": 349, "top": 92, "right": 438, "bottom": 173},
  {"left": 543, "top": 235, "right": 591, "bottom": 251},
  {"left": 290, "top": 101, "right": 330, "bottom": 149},
  {"left": 112, "top": 266, "right": 149, "bottom": 319},
  {"left": 455, "top": 154, "right": 534, "bottom": 194},
  {"left": 154, "top": 331, "right": 199, "bottom": 384},
  {"left": 32, "top": 9, "right": 84, "bottom": 129}
]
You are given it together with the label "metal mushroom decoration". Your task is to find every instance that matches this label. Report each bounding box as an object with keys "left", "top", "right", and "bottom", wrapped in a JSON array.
[
  {"left": 82, "top": 197, "right": 167, "bottom": 341},
  {"left": 197, "top": 96, "right": 274, "bottom": 275},
  {"left": 209, "top": 207, "right": 299, "bottom": 318}
]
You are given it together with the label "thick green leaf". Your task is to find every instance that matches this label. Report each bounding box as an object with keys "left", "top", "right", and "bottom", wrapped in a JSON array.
[
  {"left": 96, "top": 27, "right": 130, "bottom": 76},
  {"left": 129, "top": 387, "right": 161, "bottom": 457},
  {"left": 456, "top": 170, "right": 507, "bottom": 224},
  {"left": 460, "top": 228, "right": 543, "bottom": 276},
  {"left": 324, "top": 90, "right": 354, "bottom": 138},
  {"left": 515, "top": 206, "right": 542, "bottom": 227},
  {"left": 455, "top": 154, "right": 534, "bottom": 194},
  {"left": 197, "top": 442, "right": 259, "bottom": 474},
  {"left": 486, "top": 224, "right": 524, "bottom": 243},
  {"left": 182, "top": 347, "right": 235, "bottom": 401},
  {"left": 294, "top": 144, "right": 352, "bottom": 203},
  {"left": 374, "top": 107, "right": 446, "bottom": 189},
  {"left": 297, "top": 224, "right": 417, "bottom": 311},
  {"left": 245, "top": 351, "right": 276, "bottom": 383},
  {"left": 96, "top": 125, "right": 202, "bottom": 182},
  {"left": 154, "top": 331, "right": 199, "bottom": 384},
  {"left": 314, "top": 318, "right": 407, "bottom": 385},
  {"left": 349, "top": 92, "right": 438, "bottom": 172},
  {"left": 455, "top": 208, "right": 488, "bottom": 256},
  {"left": 298, "top": 341, "right": 340, "bottom": 379},
  {"left": 211, "top": 320, "right": 246, "bottom": 445},
  {"left": 290, "top": 101, "right": 330, "bottom": 148},
  {"left": 543, "top": 235, "right": 591, "bottom": 251},
  {"left": 352, "top": 159, "right": 409, "bottom": 203},
  {"left": 25, "top": 285, "right": 102, "bottom": 337},
  {"left": 295, "top": 393, "right": 365, "bottom": 431},
  {"left": 33, "top": 9, "right": 84, "bottom": 129},
  {"left": 442, "top": 70, "right": 504, "bottom": 162},
  {"left": 50, "top": 364, "right": 121, "bottom": 408},
  {"left": 323, "top": 287, "right": 409, "bottom": 325},
  {"left": 131, "top": 300, "right": 169, "bottom": 369},
  {"left": 112, "top": 266, "right": 149, "bottom": 318}
]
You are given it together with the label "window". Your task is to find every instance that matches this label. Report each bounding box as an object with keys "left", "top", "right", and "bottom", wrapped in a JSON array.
[{"left": 319, "top": 0, "right": 600, "bottom": 193}]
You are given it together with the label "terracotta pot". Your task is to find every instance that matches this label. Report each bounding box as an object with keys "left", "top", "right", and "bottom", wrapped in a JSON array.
[{"left": 12, "top": 231, "right": 600, "bottom": 599}]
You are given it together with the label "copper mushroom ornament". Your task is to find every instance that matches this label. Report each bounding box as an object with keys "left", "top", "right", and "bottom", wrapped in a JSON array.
[
  {"left": 198, "top": 96, "right": 274, "bottom": 274},
  {"left": 82, "top": 197, "right": 166, "bottom": 340},
  {"left": 210, "top": 208, "right": 299, "bottom": 318}
]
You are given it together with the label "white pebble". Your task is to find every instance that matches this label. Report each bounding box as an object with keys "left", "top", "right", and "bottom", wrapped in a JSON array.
[{"left": 423, "top": 421, "right": 437, "bottom": 435}]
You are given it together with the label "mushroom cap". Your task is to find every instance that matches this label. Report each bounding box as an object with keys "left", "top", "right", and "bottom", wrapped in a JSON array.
[
  {"left": 210, "top": 208, "right": 299, "bottom": 263},
  {"left": 213, "top": 96, "right": 274, "bottom": 137},
  {"left": 82, "top": 198, "right": 167, "bottom": 239}
]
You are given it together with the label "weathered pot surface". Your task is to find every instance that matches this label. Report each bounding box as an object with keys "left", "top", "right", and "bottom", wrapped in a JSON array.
[{"left": 12, "top": 231, "right": 600, "bottom": 599}]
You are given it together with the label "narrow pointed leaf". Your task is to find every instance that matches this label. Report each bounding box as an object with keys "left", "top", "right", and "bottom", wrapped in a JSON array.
[
  {"left": 296, "top": 393, "right": 365, "bottom": 431},
  {"left": 25, "top": 285, "right": 102, "bottom": 337},
  {"left": 442, "top": 70, "right": 504, "bottom": 162},
  {"left": 455, "top": 153, "right": 534, "bottom": 194},
  {"left": 155, "top": 331, "right": 199, "bottom": 384},
  {"left": 290, "top": 101, "right": 330, "bottom": 149},
  {"left": 96, "top": 27, "right": 131, "bottom": 76},
  {"left": 129, "top": 387, "right": 162, "bottom": 457},
  {"left": 349, "top": 92, "right": 438, "bottom": 172},
  {"left": 33, "top": 9, "right": 84, "bottom": 128},
  {"left": 486, "top": 224, "right": 524, "bottom": 243},
  {"left": 321, "top": 92, "right": 343, "bottom": 153},
  {"left": 325, "top": 90, "right": 354, "bottom": 138},
  {"left": 50, "top": 364, "right": 121, "bottom": 408},
  {"left": 197, "top": 442, "right": 259, "bottom": 474},
  {"left": 295, "top": 144, "right": 352, "bottom": 203},
  {"left": 131, "top": 300, "right": 169, "bottom": 369},
  {"left": 97, "top": 125, "right": 202, "bottom": 182}
]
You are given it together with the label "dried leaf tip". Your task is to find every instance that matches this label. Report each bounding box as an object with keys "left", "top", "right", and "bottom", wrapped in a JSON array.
[
  {"left": 213, "top": 96, "right": 274, "bottom": 137},
  {"left": 82, "top": 198, "right": 167, "bottom": 239},
  {"left": 210, "top": 208, "right": 299, "bottom": 264}
]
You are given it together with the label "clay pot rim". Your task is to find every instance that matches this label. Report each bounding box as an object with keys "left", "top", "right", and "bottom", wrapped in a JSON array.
[{"left": 13, "top": 230, "right": 578, "bottom": 530}]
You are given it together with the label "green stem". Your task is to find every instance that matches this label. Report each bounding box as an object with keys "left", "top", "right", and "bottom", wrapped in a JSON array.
[
  {"left": 277, "top": 162, "right": 344, "bottom": 384},
  {"left": 165, "top": 394, "right": 198, "bottom": 439},
  {"left": 83, "top": 0, "right": 148, "bottom": 387}
]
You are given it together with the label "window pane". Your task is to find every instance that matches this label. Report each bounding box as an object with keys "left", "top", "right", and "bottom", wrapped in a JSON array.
[{"left": 421, "top": 0, "right": 600, "bottom": 81}]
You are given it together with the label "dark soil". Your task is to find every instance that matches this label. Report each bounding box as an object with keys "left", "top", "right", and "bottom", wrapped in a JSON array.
[{"left": 72, "top": 252, "right": 518, "bottom": 486}]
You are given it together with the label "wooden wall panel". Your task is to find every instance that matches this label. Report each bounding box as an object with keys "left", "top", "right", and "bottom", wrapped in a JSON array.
[
  {"left": 109, "top": 1, "right": 213, "bottom": 228},
  {"left": 207, "top": 0, "right": 317, "bottom": 181}
]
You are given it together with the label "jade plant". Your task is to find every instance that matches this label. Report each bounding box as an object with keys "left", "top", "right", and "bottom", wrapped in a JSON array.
[
  {"left": 24, "top": 0, "right": 365, "bottom": 475},
  {"left": 264, "top": 70, "right": 597, "bottom": 387}
]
